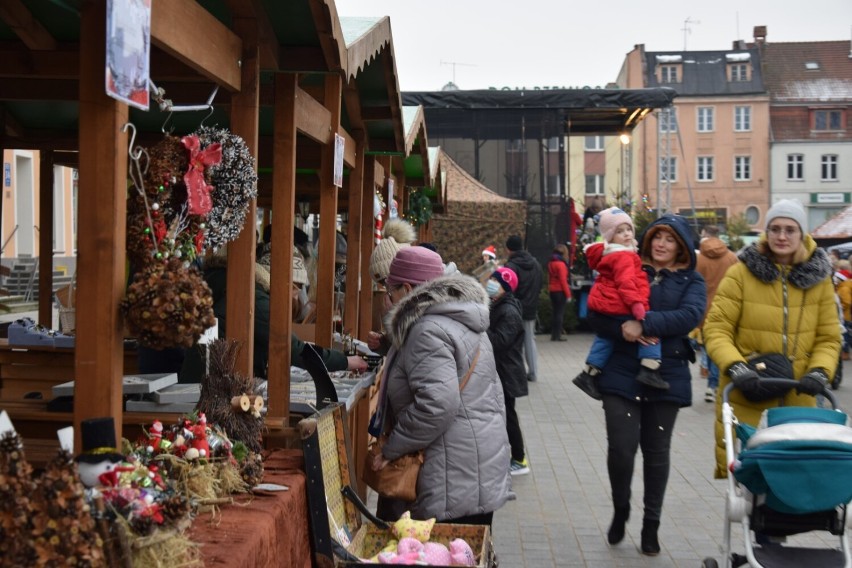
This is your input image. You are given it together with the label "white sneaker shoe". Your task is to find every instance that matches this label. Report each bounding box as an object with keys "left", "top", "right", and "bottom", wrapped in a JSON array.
[{"left": 704, "top": 388, "right": 715, "bottom": 403}]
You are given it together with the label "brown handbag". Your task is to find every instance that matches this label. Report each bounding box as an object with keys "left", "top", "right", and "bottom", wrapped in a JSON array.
[{"left": 362, "top": 348, "right": 481, "bottom": 502}]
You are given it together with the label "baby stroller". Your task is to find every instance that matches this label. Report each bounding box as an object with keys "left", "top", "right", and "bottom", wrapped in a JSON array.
[{"left": 702, "top": 379, "right": 852, "bottom": 568}]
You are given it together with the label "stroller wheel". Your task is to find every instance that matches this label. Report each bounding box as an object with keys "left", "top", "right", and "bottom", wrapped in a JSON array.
[{"left": 701, "top": 558, "right": 718, "bottom": 568}]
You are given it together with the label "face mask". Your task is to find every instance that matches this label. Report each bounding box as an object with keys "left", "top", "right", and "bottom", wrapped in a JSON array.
[{"left": 485, "top": 280, "right": 502, "bottom": 297}]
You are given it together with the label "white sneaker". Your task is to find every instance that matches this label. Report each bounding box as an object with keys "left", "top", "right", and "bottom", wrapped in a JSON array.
[{"left": 704, "top": 388, "right": 715, "bottom": 403}]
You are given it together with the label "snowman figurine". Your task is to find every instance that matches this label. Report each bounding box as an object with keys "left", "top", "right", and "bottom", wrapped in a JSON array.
[{"left": 75, "top": 417, "right": 126, "bottom": 488}]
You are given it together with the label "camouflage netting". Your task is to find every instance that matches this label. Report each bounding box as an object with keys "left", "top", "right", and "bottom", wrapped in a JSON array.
[{"left": 430, "top": 153, "right": 527, "bottom": 274}]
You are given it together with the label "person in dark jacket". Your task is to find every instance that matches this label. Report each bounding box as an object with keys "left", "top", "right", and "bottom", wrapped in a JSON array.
[
  {"left": 486, "top": 267, "right": 530, "bottom": 475},
  {"left": 587, "top": 214, "right": 706, "bottom": 556},
  {"left": 181, "top": 247, "right": 365, "bottom": 382},
  {"left": 504, "top": 235, "right": 543, "bottom": 382}
]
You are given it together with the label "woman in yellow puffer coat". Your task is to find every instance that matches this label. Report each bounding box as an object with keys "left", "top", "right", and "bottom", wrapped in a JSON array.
[{"left": 704, "top": 199, "right": 840, "bottom": 478}]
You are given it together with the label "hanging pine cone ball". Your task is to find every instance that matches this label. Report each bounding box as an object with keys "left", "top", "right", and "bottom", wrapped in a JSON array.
[{"left": 121, "top": 257, "right": 216, "bottom": 350}]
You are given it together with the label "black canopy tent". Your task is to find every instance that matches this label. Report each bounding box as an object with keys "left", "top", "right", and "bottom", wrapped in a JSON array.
[{"left": 402, "top": 87, "right": 678, "bottom": 139}]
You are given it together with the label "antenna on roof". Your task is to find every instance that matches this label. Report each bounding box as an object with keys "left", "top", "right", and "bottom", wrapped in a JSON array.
[
  {"left": 440, "top": 60, "right": 477, "bottom": 87},
  {"left": 682, "top": 17, "right": 701, "bottom": 51}
]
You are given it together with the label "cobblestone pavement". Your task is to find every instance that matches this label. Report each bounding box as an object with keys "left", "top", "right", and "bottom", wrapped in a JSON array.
[{"left": 492, "top": 332, "right": 852, "bottom": 567}]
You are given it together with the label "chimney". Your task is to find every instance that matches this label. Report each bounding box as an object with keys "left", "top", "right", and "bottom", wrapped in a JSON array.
[
  {"left": 732, "top": 39, "right": 746, "bottom": 50},
  {"left": 753, "top": 25, "right": 767, "bottom": 45}
]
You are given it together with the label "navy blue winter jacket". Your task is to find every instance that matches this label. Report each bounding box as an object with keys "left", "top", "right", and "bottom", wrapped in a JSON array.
[{"left": 588, "top": 214, "right": 706, "bottom": 407}]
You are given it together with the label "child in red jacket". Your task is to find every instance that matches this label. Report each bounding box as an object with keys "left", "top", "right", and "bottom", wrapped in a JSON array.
[{"left": 572, "top": 207, "right": 668, "bottom": 400}]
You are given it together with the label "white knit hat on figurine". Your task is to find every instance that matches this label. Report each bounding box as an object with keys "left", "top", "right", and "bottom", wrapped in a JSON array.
[{"left": 369, "top": 218, "right": 417, "bottom": 283}]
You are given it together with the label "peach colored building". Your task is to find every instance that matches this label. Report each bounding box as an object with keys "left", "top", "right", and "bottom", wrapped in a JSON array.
[
  {"left": 1, "top": 149, "right": 76, "bottom": 281},
  {"left": 617, "top": 43, "right": 771, "bottom": 229}
]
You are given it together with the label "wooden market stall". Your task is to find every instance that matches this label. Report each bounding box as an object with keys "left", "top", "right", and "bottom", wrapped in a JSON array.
[{"left": 0, "top": 0, "right": 437, "bottom": 563}]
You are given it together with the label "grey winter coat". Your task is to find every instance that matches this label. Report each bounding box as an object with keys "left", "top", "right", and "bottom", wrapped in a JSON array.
[{"left": 381, "top": 274, "right": 511, "bottom": 521}]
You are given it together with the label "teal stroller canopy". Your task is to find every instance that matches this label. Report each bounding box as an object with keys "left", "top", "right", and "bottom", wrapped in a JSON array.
[{"left": 733, "top": 407, "right": 852, "bottom": 514}]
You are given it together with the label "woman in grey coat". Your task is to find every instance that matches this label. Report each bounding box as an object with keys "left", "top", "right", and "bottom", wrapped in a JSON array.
[{"left": 369, "top": 246, "right": 511, "bottom": 525}]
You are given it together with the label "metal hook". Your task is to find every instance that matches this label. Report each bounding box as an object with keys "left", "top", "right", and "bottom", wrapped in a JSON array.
[
  {"left": 199, "top": 105, "right": 214, "bottom": 128},
  {"left": 121, "top": 122, "right": 137, "bottom": 157},
  {"left": 161, "top": 111, "right": 174, "bottom": 134}
]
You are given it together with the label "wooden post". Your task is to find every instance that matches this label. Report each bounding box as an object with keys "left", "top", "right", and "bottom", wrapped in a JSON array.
[
  {"left": 314, "top": 74, "right": 342, "bottom": 348},
  {"left": 343, "top": 132, "right": 366, "bottom": 337},
  {"left": 75, "top": 0, "right": 128, "bottom": 447},
  {"left": 357, "top": 158, "right": 376, "bottom": 341},
  {"left": 226, "top": 18, "right": 259, "bottom": 378},
  {"left": 37, "top": 150, "right": 53, "bottom": 327},
  {"left": 266, "top": 72, "right": 298, "bottom": 420}
]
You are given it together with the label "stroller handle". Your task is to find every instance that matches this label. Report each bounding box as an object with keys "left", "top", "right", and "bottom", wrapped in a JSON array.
[{"left": 722, "top": 378, "right": 839, "bottom": 409}]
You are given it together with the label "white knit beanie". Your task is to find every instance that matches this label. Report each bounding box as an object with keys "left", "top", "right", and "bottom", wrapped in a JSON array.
[
  {"left": 369, "top": 218, "right": 416, "bottom": 283},
  {"left": 766, "top": 198, "right": 807, "bottom": 232}
]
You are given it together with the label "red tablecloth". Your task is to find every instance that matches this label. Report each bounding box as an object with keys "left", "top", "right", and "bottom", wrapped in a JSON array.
[{"left": 189, "top": 450, "right": 311, "bottom": 568}]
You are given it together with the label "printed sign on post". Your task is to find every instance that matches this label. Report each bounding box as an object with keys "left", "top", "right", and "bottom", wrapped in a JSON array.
[
  {"left": 3, "top": 163, "right": 10, "bottom": 187},
  {"left": 105, "top": 0, "right": 151, "bottom": 111},
  {"left": 333, "top": 133, "right": 345, "bottom": 188}
]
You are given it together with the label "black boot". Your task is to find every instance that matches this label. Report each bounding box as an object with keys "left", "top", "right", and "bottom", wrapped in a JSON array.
[
  {"left": 641, "top": 519, "right": 661, "bottom": 555},
  {"left": 636, "top": 366, "right": 669, "bottom": 390},
  {"left": 572, "top": 369, "right": 602, "bottom": 400},
  {"left": 607, "top": 506, "right": 630, "bottom": 545}
]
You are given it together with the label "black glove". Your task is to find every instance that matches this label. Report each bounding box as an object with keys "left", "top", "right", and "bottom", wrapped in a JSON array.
[
  {"left": 728, "top": 362, "right": 760, "bottom": 393},
  {"left": 797, "top": 369, "right": 829, "bottom": 396}
]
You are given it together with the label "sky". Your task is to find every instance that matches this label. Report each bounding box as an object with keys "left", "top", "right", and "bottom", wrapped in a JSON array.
[{"left": 335, "top": 0, "right": 852, "bottom": 92}]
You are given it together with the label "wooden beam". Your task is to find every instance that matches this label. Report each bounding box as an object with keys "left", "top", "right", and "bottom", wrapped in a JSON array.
[
  {"left": 224, "top": 0, "right": 279, "bottom": 71},
  {"left": 294, "top": 85, "right": 331, "bottom": 144},
  {"left": 226, "top": 18, "right": 260, "bottom": 378},
  {"left": 0, "top": 78, "right": 77, "bottom": 101},
  {"left": 75, "top": 0, "right": 128, "bottom": 448},
  {"left": 314, "top": 73, "right": 342, "bottom": 347},
  {"left": 266, "top": 73, "right": 298, "bottom": 419},
  {"left": 0, "top": 0, "right": 57, "bottom": 51},
  {"left": 151, "top": 0, "right": 242, "bottom": 91},
  {"left": 278, "top": 47, "right": 327, "bottom": 73}
]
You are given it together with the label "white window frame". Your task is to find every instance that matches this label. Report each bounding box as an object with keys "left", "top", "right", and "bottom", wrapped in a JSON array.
[
  {"left": 660, "top": 65, "right": 678, "bottom": 83},
  {"left": 659, "top": 157, "right": 677, "bottom": 183},
  {"left": 584, "top": 136, "right": 604, "bottom": 151},
  {"left": 822, "top": 154, "right": 839, "bottom": 181},
  {"left": 734, "top": 156, "right": 751, "bottom": 181},
  {"left": 787, "top": 154, "right": 804, "bottom": 180},
  {"left": 734, "top": 106, "right": 752, "bottom": 132},
  {"left": 730, "top": 63, "right": 748, "bottom": 81},
  {"left": 697, "top": 107, "right": 714, "bottom": 132},
  {"left": 585, "top": 174, "right": 605, "bottom": 195},
  {"left": 697, "top": 156, "right": 714, "bottom": 182}
]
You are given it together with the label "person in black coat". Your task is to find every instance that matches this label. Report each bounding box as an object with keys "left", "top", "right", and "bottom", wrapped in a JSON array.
[
  {"left": 587, "top": 214, "right": 705, "bottom": 556},
  {"left": 486, "top": 267, "right": 530, "bottom": 475},
  {"left": 504, "top": 235, "right": 543, "bottom": 382}
]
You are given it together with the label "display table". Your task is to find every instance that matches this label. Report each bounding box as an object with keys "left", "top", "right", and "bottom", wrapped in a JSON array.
[{"left": 189, "top": 449, "right": 312, "bottom": 568}]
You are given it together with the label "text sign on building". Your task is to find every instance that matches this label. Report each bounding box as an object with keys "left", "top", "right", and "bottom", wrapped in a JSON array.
[
  {"left": 333, "top": 133, "right": 344, "bottom": 188},
  {"left": 3, "top": 163, "right": 9, "bottom": 187},
  {"left": 814, "top": 193, "right": 848, "bottom": 204}
]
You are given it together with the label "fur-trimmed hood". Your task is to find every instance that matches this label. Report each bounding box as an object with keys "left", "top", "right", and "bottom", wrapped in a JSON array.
[
  {"left": 385, "top": 275, "right": 489, "bottom": 349},
  {"left": 739, "top": 234, "right": 832, "bottom": 289}
]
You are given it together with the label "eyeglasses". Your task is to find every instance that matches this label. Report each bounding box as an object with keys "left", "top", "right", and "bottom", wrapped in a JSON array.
[
  {"left": 767, "top": 226, "right": 800, "bottom": 237},
  {"left": 385, "top": 285, "right": 399, "bottom": 299}
]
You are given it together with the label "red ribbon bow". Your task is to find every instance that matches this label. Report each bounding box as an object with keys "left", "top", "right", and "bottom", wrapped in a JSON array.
[{"left": 181, "top": 135, "right": 222, "bottom": 216}]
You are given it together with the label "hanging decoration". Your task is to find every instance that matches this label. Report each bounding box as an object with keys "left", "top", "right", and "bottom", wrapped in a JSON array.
[
  {"left": 193, "top": 126, "right": 258, "bottom": 251},
  {"left": 121, "top": 257, "right": 216, "bottom": 350},
  {"left": 374, "top": 191, "right": 386, "bottom": 244},
  {"left": 121, "top": 116, "right": 257, "bottom": 350},
  {"left": 405, "top": 188, "right": 433, "bottom": 227}
]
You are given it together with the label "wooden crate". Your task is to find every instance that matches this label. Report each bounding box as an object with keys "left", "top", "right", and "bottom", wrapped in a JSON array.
[{"left": 298, "top": 404, "right": 494, "bottom": 567}]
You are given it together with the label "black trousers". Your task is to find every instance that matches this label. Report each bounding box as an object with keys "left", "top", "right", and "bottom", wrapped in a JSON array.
[
  {"left": 549, "top": 291, "right": 567, "bottom": 339},
  {"left": 602, "top": 394, "right": 679, "bottom": 522},
  {"left": 504, "top": 394, "right": 525, "bottom": 462}
]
